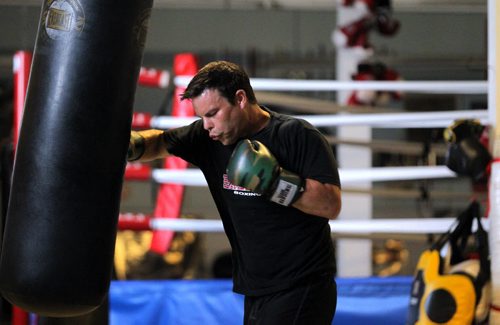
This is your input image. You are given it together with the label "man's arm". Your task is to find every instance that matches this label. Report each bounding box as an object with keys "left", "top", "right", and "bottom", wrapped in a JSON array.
[
  {"left": 128, "top": 129, "right": 169, "bottom": 162},
  {"left": 292, "top": 180, "right": 341, "bottom": 220}
]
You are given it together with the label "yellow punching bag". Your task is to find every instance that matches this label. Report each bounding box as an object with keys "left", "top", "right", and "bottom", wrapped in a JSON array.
[{"left": 415, "top": 250, "right": 476, "bottom": 325}]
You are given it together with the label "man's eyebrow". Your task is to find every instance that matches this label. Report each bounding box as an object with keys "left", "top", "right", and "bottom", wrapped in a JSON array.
[{"left": 202, "top": 107, "right": 218, "bottom": 117}]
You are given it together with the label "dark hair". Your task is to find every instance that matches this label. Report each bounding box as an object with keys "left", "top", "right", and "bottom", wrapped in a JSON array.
[{"left": 181, "top": 61, "right": 257, "bottom": 105}]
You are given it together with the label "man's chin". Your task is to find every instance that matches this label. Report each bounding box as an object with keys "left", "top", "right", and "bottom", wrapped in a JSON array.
[{"left": 219, "top": 138, "right": 236, "bottom": 146}]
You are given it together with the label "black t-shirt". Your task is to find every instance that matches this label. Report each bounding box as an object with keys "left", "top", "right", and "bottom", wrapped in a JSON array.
[{"left": 164, "top": 107, "right": 340, "bottom": 296}]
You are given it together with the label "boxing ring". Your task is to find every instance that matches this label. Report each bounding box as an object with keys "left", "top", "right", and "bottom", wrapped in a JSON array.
[
  {"left": 111, "top": 73, "right": 491, "bottom": 325},
  {"left": 4, "top": 1, "right": 497, "bottom": 323}
]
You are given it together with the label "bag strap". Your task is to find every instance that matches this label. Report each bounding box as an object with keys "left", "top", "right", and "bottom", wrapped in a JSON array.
[
  {"left": 448, "top": 201, "right": 477, "bottom": 264},
  {"left": 431, "top": 200, "right": 475, "bottom": 252},
  {"left": 473, "top": 203, "right": 490, "bottom": 292}
]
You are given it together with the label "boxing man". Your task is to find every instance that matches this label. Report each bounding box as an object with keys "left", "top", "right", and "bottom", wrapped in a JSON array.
[{"left": 128, "top": 61, "right": 342, "bottom": 324}]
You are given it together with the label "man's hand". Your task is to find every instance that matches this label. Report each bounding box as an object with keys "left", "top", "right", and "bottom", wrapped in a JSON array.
[
  {"left": 127, "top": 129, "right": 168, "bottom": 162},
  {"left": 127, "top": 131, "right": 145, "bottom": 161},
  {"left": 226, "top": 139, "right": 304, "bottom": 206}
]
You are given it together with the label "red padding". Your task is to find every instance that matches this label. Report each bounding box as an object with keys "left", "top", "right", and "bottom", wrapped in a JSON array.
[
  {"left": 149, "top": 53, "right": 198, "bottom": 254},
  {"left": 124, "top": 162, "right": 151, "bottom": 181},
  {"left": 13, "top": 51, "right": 32, "bottom": 150},
  {"left": 138, "top": 67, "right": 170, "bottom": 89},
  {"left": 118, "top": 213, "right": 152, "bottom": 231},
  {"left": 131, "top": 112, "right": 152, "bottom": 129},
  {"left": 11, "top": 51, "right": 32, "bottom": 325}
]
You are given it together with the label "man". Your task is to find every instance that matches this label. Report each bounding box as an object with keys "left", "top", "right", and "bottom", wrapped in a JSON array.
[{"left": 128, "top": 61, "right": 342, "bottom": 324}]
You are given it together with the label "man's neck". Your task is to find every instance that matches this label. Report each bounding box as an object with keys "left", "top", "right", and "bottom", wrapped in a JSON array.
[{"left": 249, "top": 104, "right": 270, "bottom": 134}]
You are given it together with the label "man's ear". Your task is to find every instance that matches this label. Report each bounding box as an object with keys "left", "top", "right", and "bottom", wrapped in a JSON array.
[{"left": 235, "top": 89, "right": 247, "bottom": 108}]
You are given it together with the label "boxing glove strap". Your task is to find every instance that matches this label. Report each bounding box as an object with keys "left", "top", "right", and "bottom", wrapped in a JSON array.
[{"left": 268, "top": 168, "right": 305, "bottom": 206}]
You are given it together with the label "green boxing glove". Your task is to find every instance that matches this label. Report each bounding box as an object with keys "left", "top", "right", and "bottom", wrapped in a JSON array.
[{"left": 227, "top": 139, "right": 305, "bottom": 206}]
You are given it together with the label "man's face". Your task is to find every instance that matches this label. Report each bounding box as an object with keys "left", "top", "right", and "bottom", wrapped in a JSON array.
[{"left": 192, "top": 88, "right": 242, "bottom": 146}]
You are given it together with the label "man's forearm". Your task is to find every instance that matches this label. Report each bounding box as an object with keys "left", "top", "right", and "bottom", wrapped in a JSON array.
[
  {"left": 292, "top": 180, "right": 341, "bottom": 220},
  {"left": 128, "top": 129, "right": 169, "bottom": 162}
]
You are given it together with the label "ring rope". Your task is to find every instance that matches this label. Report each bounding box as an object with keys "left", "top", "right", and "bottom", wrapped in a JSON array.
[
  {"left": 324, "top": 136, "right": 447, "bottom": 156},
  {"left": 174, "top": 77, "right": 488, "bottom": 94},
  {"left": 117, "top": 214, "right": 489, "bottom": 235},
  {"left": 149, "top": 109, "right": 488, "bottom": 129},
  {"left": 151, "top": 166, "right": 456, "bottom": 187}
]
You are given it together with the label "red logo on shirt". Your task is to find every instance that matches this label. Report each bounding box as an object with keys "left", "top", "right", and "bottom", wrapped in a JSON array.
[
  {"left": 222, "top": 174, "right": 261, "bottom": 197},
  {"left": 222, "top": 174, "right": 248, "bottom": 191}
]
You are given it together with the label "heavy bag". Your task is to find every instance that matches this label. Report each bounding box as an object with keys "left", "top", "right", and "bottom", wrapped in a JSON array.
[{"left": 0, "top": 0, "right": 153, "bottom": 317}]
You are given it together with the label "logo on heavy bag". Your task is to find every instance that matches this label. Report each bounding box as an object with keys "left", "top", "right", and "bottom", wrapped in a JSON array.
[{"left": 41, "top": 0, "right": 85, "bottom": 40}]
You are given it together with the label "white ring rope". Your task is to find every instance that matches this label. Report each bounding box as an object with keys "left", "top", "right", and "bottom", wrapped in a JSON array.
[
  {"left": 295, "top": 110, "right": 488, "bottom": 128},
  {"left": 174, "top": 76, "right": 488, "bottom": 94},
  {"left": 120, "top": 217, "right": 489, "bottom": 234},
  {"left": 151, "top": 166, "right": 457, "bottom": 187},
  {"left": 150, "top": 109, "right": 489, "bottom": 129}
]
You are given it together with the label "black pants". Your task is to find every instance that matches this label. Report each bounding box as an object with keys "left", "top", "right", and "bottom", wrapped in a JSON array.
[{"left": 243, "top": 274, "right": 336, "bottom": 325}]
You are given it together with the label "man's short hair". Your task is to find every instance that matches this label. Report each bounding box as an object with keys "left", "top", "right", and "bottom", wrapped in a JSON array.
[{"left": 181, "top": 61, "right": 257, "bottom": 105}]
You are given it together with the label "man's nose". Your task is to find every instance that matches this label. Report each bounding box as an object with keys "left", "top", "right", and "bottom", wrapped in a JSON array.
[{"left": 202, "top": 117, "right": 213, "bottom": 131}]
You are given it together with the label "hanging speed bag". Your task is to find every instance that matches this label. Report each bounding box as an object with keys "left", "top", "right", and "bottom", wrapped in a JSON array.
[{"left": 0, "top": 0, "right": 152, "bottom": 317}]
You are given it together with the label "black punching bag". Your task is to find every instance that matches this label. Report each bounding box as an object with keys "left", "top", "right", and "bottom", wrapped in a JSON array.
[{"left": 0, "top": 0, "right": 153, "bottom": 317}]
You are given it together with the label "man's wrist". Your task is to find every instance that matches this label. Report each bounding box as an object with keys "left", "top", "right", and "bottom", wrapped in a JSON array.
[
  {"left": 268, "top": 169, "right": 305, "bottom": 206},
  {"left": 127, "top": 131, "right": 145, "bottom": 161}
]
